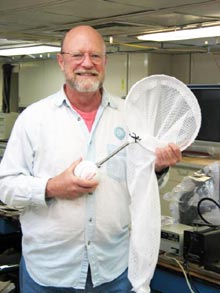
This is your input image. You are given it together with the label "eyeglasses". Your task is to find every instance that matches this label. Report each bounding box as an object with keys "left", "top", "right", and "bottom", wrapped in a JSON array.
[{"left": 61, "top": 52, "right": 105, "bottom": 64}]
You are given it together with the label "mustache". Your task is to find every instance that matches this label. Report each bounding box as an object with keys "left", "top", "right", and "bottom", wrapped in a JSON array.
[{"left": 75, "top": 70, "right": 99, "bottom": 76}]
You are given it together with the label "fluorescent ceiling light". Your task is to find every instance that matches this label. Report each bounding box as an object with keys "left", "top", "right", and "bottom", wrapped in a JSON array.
[
  {"left": 137, "top": 25, "right": 220, "bottom": 42},
  {"left": 0, "top": 45, "right": 60, "bottom": 56}
]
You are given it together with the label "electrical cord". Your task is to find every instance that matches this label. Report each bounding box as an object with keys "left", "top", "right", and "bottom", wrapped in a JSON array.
[
  {"left": 197, "top": 197, "right": 220, "bottom": 226},
  {"left": 188, "top": 271, "right": 200, "bottom": 293},
  {"left": 165, "top": 253, "right": 197, "bottom": 293},
  {"left": 183, "top": 258, "right": 200, "bottom": 293}
]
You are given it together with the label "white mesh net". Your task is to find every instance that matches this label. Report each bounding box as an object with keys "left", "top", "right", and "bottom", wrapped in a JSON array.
[{"left": 125, "top": 74, "right": 201, "bottom": 292}]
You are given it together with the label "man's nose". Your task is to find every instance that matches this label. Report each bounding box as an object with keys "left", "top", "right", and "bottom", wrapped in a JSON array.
[{"left": 81, "top": 54, "right": 94, "bottom": 67}]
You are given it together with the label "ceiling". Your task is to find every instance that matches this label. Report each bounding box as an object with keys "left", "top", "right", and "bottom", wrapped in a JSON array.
[{"left": 1, "top": 0, "right": 220, "bottom": 61}]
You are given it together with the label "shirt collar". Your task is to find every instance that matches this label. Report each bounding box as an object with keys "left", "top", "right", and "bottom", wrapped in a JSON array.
[
  {"left": 54, "top": 86, "right": 68, "bottom": 107},
  {"left": 54, "top": 85, "right": 118, "bottom": 110}
]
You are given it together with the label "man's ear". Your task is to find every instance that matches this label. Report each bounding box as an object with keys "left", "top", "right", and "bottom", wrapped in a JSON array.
[{"left": 57, "top": 53, "right": 65, "bottom": 72}]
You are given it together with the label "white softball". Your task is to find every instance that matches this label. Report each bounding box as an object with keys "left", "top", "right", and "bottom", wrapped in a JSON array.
[{"left": 74, "top": 160, "right": 98, "bottom": 180}]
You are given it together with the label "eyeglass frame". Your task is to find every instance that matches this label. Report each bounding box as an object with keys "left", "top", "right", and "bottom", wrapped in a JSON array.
[{"left": 60, "top": 51, "right": 105, "bottom": 64}]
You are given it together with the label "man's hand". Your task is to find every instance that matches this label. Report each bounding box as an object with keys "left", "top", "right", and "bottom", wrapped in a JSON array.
[
  {"left": 45, "top": 159, "right": 99, "bottom": 200},
  {"left": 155, "top": 143, "right": 182, "bottom": 173}
]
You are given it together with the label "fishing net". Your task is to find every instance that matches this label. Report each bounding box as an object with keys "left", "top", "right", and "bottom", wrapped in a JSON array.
[{"left": 125, "top": 74, "right": 201, "bottom": 292}]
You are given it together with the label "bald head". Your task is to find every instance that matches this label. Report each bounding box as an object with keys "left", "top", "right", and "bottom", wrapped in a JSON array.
[{"left": 61, "top": 25, "right": 106, "bottom": 55}]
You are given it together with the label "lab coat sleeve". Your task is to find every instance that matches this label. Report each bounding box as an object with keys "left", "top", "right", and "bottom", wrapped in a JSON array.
[{"left": 0, "top": 111, "right": 50, "bottom": 209}]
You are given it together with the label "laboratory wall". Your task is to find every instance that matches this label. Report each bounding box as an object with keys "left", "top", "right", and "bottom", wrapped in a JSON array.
[
  {"left": 1, "top": 51, "right": 220, "bottom": 109},
  {"left": 172, "top": 53, "right": 220, "bottom": 84},
  {"left": 18, "top": 59, "right": 64, "bottom": 108}
]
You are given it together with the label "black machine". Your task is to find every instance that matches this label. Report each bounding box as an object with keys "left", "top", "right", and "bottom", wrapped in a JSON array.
[
  {"left": 183, "top": 226, "right": 220, "bottom": 271},
  {"left": 186, "top": 85, "right": 220, "bottom": 156}
]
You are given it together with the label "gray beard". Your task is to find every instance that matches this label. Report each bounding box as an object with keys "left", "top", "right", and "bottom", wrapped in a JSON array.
[{"left": 72, "top": 79, "right": 102, "bottom": 93}]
